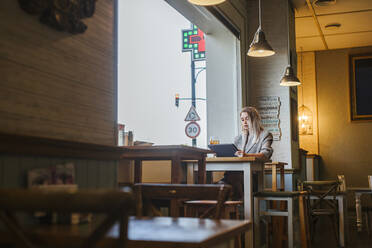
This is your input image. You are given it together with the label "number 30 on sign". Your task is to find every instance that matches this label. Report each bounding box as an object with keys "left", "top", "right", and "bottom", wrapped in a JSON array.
[{"left": 185, "top": 121, "right": 200, "bottom": 139}]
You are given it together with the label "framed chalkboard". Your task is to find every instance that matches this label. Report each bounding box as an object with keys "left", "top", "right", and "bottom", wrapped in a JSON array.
[{"left": 350, "top": 54, "right": 372, "bottom": 121}]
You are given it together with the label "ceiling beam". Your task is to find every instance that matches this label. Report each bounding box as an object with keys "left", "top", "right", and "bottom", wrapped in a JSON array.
[
  {"left": 296, "top": 8, "right": 372, "bottom": 19},
  {"left": 297, "top": 29, "right": 372, "bottom": 39},
  {"left": 305, "top": 0, "right": 328, "bottom": 49}
]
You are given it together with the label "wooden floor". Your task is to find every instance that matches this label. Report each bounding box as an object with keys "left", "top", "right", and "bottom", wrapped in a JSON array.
[{"left": 312, "top": 210, "right": 371, "bottom": 248}]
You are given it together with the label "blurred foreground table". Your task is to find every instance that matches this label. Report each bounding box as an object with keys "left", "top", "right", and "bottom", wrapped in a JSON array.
[{"left": 1, "top": 216, "right": 251, "bottom": 248}]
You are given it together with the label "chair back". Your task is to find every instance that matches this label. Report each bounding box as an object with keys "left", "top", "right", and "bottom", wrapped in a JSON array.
[
  {"left": 337, "top": 175, "right": 346, "bottom": 192},
  {"left": 302, "top": 180, "right": 341, "bottom": 207},
  {"left": 301, "top": 180, "right": 341, "bottom": 244},
  {"left": 134, "top": 183, "right": 231, "bottom": 219},
  {"left": 0, "top": 188, "right": 134, "bottom": 248}
]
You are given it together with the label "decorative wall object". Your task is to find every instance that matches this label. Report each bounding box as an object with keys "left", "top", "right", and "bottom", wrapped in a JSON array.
[
  {"left": 349, "top": 54, "right": 372, "bottom": 121},
  {"left": 18, "top": 0, "right": 97, "bottom": 34},
  {"left": 257, "top": 96, "right": 281, "bottom": 141}
]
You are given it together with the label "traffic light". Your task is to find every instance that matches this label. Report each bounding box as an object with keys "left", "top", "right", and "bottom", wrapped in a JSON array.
[{"left": 175, "top": 93, "right": 180, "bottom": 107}]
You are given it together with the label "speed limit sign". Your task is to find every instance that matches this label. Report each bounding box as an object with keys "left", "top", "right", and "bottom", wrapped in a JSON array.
[{"left": 185, "top": 121, "right": 200, "bottom": 139}]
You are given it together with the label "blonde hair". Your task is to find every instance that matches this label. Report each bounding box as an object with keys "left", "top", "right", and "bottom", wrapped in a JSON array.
[{"left": 240, "top": 106, "right": 264, "bottom": 143}]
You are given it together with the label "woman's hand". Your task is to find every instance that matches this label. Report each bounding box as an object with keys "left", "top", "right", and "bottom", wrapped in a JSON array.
[{"left": 235, "top": 150, "right": 244, "bottom": 157}]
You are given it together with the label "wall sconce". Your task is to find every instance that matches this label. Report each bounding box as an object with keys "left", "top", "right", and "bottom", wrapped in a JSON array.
[
  {"left": 299, "top": 104, "right": 313, "bottom": 135},
  {"left": 298, "top": 49, "right": 313, "bottom": 135}
]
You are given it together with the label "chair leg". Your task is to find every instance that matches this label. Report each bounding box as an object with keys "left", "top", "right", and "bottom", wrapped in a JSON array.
[
  {"left": 298, "top": 195, "right": 310, "bottom": 248},
  {"left": 287, "top": 198, "right": 294, "bottom": 248},
  {"left": 364, "top": 211, "right": 370, "bottom": 235},
  {"left": 254, "top": 197, "right": 261, "bottom": 248},
  {"left": 329, "top": 214, "right": 339, "bottom": 247}
]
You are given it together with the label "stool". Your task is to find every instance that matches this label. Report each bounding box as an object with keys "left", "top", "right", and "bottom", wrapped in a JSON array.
[
  {"left": 264, "top": 162, "right": 287, "bottom": 191},
  {"left": 254, "top": 191, "right": 301, "bottom": 248}
]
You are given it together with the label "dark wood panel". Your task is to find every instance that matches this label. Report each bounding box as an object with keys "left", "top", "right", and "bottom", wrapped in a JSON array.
[
  {"left": 0, "top": 0, "right": 116, "bottom": 145},
  {"left": 0, "top": 111, "right": 115, "bottom": 146},
  {"left": 0, "top": 88, "right": 114, "bottom": 133},
  {"left": 0, "top": 41, "right": 114, "bottom": 92},
  {"left": 0, "top": 156, "right": 118, "bottom": 189},
  {"left": 1, "top": 60, "right": 113, "bottom": 111},
  {"left": 0, "top": 133, "right": 125, "bottom": 160}
]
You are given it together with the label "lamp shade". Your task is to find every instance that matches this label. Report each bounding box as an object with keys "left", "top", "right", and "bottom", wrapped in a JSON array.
[
  {"left": 280, "top": 66, "right": 301, "bottom": 86},
  {"left": 247, "top": 29, "right": 275, "bottom": 57},
  {"left": 188, "top": 0, "right": 226, "bottom": 6}
]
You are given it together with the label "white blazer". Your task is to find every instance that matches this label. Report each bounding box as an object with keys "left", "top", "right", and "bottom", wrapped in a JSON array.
[{"left": 233, "top": 130, "right": 273, "bottom": 159}]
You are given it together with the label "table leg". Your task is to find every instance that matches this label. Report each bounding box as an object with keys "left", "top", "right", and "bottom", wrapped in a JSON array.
[
  {"left": 171, "top": 156, "right": 182, "bottom": 184},
  {"left": 254, "top": 196, "right": 260, "bottom": 248},
  {"left": 134, "top": 159, "right": 142, "bottom": 184},
  {"left": 288, "top": 197, "right": 293, "bottom": 248},
  {"left": 338, "top": 195, "right": 345, "bottom": 247},
  {"left": 280, "top": 167, "right": 285, "bottom": 191},
  {"left": 170, "top": 156, "right": 182, "bottom": 217},
  {"left": 272, "top": 165, "right": 277, "bottom": 191},
  {"left": 243, "top": 167, "right": 253, "bottom": 248},
  {"left": 356, "top": 193, "right": 362, "bottom": 232},
  {"left": 197, "top": 157, "right": 206, "bottom": 184}
]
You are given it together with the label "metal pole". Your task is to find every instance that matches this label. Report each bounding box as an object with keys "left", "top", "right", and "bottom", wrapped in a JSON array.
[{"left": 191, "top": 60, "right": 197, "bottom": 147}]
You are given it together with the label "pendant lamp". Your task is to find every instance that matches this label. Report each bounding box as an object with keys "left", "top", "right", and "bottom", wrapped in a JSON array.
[
  {"left": 188, "top": 0, "right": 226, "bottom": 6},
  {"left": 280, "top": 1, "right": 301, "bottom": 86},
  {"left": 247, "top": 0, "right": 275, "bottom": 57}
]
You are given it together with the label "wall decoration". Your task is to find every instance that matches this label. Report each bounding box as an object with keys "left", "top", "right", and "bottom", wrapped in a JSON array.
[
  {"left": 18, "top": 0, "right": 97, "bottom": 34},
  {"left": 257, "top": 96, "right": 281, "bottom": 141},
  {"left": 350, "top": 54, "right": 372, "bottom": 121}
]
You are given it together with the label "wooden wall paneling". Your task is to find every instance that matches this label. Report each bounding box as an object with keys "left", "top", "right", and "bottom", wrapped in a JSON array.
[
  {"left": 0, "top": 158, "right": 4, "bottom": 187},
  {"left": 0, "top": 0, "right": 116, "bottom": 145},
  {"left": 75, "top": 159, "right": 89, "bottom": 189},
  {"left": 17, "top": 156, "right": 36, "bottom": 188},
  {"left": 101, "top": 160, "right": 117, "bottom": 188},
  {"left": 0, "top": 112, "right": 114, "bottom": 145},
  {"left": 2, "top": 156, "right": 20, "bottom": 187},
  {"left": 1, "top": 59, "right": 113, "bottom": 107},
  {"left": 87, "top": 160, "right": 101, "bottom": 189},
  {"left": 0, "top": 156, "right": 117, "bottom": 189},
  {"left": 0, "top": 86, "right": 114, "bottom": 130}
]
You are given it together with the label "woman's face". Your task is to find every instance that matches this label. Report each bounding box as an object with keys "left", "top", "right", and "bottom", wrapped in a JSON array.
[{"left": 240, "top": 112, "right": 251, "bottom": 132}]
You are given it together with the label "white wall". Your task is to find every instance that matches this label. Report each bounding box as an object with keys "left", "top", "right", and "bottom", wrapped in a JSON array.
[{"left": 118, "top": 0, "right": 207, "bottom": 147}]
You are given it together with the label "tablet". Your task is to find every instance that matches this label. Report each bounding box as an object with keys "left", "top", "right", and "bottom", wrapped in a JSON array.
[{"left": 208, "top": 143, "right": 239, "bottom": 157}]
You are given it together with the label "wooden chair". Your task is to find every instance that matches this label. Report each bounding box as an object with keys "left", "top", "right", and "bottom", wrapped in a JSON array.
[
  {"left": 134, "top": 183, "right": 231, "bottom": 219},
  {"left": 0, "top": 188, "right": 134, "bottom": 248},
  {"left": 302, "top": 180, "right": 341, "bottom": 245}
]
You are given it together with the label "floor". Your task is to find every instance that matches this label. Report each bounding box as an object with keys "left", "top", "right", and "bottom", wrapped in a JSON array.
[{"left": 311, "top": 210, "right": 371, "bottom": 248}]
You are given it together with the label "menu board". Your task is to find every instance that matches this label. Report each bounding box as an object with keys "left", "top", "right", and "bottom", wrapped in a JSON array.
[{"left": 257, "top": 96, "right": 281, "bottom": 141}]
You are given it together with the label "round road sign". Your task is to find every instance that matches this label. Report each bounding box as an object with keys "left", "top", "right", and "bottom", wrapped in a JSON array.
[{"left": 185, "top": 121, "right": 200, "bottom": 139}]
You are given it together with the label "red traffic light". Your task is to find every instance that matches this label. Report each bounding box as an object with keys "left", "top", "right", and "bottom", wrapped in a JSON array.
[{"left": 175, "top": 93, "right": 180, "bottom": 107}]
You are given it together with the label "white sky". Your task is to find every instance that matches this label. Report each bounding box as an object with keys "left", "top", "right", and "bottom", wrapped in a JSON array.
[{"left": 118, "top": 0, "right": 207, "bottom": 147}]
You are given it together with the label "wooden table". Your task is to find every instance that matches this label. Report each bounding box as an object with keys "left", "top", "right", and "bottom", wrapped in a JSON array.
[
  {"left": 1, "top": 217, "right": 251, "bottom": 248},
  {"left": 120, "top": 145, "right": 212, "bottom": 184},
  {"left": 187, "top": 156, "right": 264, "bottom": 248},
  {"left": 348, "top": 187, "right": 372, "bottom": 232}
]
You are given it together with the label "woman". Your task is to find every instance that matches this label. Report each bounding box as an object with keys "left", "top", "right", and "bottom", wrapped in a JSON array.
[{"left": 220, "top": 106, "right": 273, "bottom": 199}]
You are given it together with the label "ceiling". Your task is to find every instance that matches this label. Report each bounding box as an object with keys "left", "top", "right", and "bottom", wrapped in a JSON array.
[{"left": 291, "top": 0, "right": 372, "bottom": 51}]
